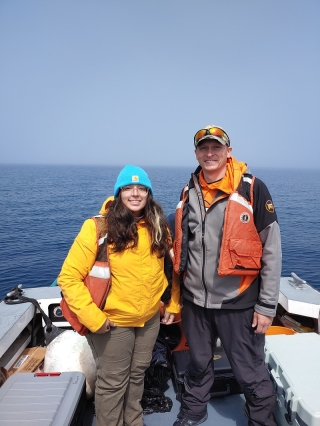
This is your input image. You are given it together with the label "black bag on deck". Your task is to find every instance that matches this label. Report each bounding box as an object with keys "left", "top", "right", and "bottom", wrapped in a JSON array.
[
  {"left": 142, "top": 336, "right": 173, "bottom": 415},
  {"left": 172, "top": 346, "right": 242, "bottom": 401}
]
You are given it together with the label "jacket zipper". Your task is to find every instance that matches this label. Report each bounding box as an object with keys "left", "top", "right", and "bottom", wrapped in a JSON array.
[
  {"left": 201, "top": 217, "right": 208, "bottom": 307},
  {"left": 193, "top": 174, "right": 209, "bottom": 307},
  {"left": 201, "top": 195, "right": 228, "bottom": 308}
]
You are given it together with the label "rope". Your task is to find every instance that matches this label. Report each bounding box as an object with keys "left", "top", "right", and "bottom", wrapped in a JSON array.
[{"left": 4, "top": 285, "right": 65, "bottom": 344}]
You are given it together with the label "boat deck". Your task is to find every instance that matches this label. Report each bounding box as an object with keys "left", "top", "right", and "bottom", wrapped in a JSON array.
[
  {"left": 143, "top": 382, "right": 247, "bottom": 426},
  {"left": 0, "top": 286, "right": 248, "bottom": 425},
  {"left": 3, "top": 278, "right": 320, "bottom": 425},
  {"left": 82, "top": 381, "right": 247, "bottom": 426}
]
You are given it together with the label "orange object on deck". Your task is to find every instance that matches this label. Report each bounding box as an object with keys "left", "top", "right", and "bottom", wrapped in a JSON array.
[{"left": 266, "top": 326, "right": 295, "bottom": 335}]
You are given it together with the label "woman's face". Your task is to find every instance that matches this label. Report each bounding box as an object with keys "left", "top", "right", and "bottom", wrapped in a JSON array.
[{"left": 120, "top": 185, "right": 149, "bottom": 217}]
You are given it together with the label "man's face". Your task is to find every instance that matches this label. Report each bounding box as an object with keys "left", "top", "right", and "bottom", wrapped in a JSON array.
[{"left": 195, "top": 140, "right": 232, "bottom": 177}]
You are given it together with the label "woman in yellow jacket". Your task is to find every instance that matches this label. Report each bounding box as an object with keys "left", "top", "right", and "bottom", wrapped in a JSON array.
[{"left": 58, "top": 165, "right": 180, "bottom": 426}]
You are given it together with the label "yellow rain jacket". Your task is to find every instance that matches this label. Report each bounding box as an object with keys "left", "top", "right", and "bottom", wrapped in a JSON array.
[{"left": 58, "top": 197, "right": 180, "bottom": 332}]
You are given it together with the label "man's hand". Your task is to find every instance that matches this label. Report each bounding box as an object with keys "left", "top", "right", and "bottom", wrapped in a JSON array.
[
  {"left": 252, "top": 312, "right": 273, "bottom": 334},
  {"left": 161, "top": 311, "right": 175, "bottom": 325},
  {"left": 95, "top": 318, "right": 117, "bottom": 334}
]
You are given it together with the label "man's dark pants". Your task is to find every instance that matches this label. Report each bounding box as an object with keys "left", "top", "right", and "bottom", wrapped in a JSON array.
[{"left": 179, "top": 298, "right": 277, "bottom": 426}]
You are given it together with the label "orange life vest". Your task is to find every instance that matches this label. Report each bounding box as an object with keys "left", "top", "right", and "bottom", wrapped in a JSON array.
[
  {"left": 60, "top": 215, "right": 111, "bottom": 336},
  {"left": 218, "top": 176, "right": 262, "bottom": 276},
  {"left": 173, "top": 175, "right": 262, "bottom": 277}
]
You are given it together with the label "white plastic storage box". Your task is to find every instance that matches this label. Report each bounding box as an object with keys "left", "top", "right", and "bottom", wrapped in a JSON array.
[
  {"left": 265, "top": 333, "right": 320, "bottom": 426},
  {"left": 0, "top": 371, "right": 86, "bottom": 426}
]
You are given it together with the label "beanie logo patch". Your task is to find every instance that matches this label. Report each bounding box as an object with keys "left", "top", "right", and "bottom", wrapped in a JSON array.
[{"left": 132, "top": 175, "right": 139, "bottom": 182}]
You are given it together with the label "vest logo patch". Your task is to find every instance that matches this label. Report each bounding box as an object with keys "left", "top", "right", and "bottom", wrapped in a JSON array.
[
  {"left": 131, "top": 175, "right": 139, "bottom": 182},
  {"left": 265, "top": 200, "right": 274, "bottom": 213},
  {"left": 240, "top": 212, "right": 250, "bottom": 223}
]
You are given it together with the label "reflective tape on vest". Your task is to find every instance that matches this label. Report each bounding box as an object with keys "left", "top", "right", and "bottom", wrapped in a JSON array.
[
  {"left": 98, "top": 233, "right": 108, "bottom": 245},
  {"left": 242, "top": 176, "right": 252, "bottom": 184},
  {"left": 229, "top": 193, "right": 253, "bottom": 212},
  {"left": 89, "top": 265, "right": 110, "bottom": 279},
  {"left": 176, "top": 200, "right": 183, "bottom": 210}
]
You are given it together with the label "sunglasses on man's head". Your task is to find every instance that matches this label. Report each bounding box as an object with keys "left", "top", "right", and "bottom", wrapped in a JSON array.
[{"left": 194, "top": 127, "right": 230, "bottom": 147}]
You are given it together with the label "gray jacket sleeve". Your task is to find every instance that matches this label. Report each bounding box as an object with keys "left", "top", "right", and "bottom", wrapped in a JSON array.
[
  {"left": 253, "top": 178, "right": 282, "bottom": 317},
  {"left": 256, "top": 221, "right": 282, "bottom": 317}
]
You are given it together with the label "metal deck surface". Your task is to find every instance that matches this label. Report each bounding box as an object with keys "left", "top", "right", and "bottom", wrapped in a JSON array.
[
  {"left": 144, "top": 381, "right": 247, "bottom": 426},
  {"left": 83, "top": 382, "right": 247, "bottom": 426},
  {"left": 278, "top": 276, "right": 320, "bottom": 319}
]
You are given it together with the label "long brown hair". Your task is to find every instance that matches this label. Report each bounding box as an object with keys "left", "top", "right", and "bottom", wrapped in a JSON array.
[{"left": 105, "top": 194, "right": 171, "bottom": 257}]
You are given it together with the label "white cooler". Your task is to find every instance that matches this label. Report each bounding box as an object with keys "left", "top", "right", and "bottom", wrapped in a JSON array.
[{"left": 265, "top": 333, "right": 320, "bottom": 426}]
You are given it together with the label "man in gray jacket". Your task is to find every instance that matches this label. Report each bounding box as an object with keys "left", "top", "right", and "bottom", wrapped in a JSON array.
[{"left": 172, "top": 125, "right": 281, "bottom": 426}]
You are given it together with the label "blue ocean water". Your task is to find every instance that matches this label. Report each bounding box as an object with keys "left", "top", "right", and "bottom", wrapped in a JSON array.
[{"left": 0, "top": 164, "right": 319, "bottom": 300}]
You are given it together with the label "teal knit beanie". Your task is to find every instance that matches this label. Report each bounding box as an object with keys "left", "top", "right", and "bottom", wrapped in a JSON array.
[{"left": 114, "top": 165, "right": 153, "bottom": 197}]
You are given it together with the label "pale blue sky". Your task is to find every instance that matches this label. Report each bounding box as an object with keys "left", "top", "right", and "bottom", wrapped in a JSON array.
[{"left": 1, "top": 1, "right": 319, "bottom": 169}]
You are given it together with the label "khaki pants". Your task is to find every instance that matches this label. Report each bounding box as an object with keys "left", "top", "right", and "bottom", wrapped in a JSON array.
[{"left": 87, "top": 312, "right": 160, "bottom": 426}]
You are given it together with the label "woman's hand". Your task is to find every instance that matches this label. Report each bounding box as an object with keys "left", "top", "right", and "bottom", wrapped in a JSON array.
[
  {"left": 95, "top": 318, "right": 117, "bottom": 334},
  {"left": 161, "top": 311, "right": 175, "bottom": 325}
]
